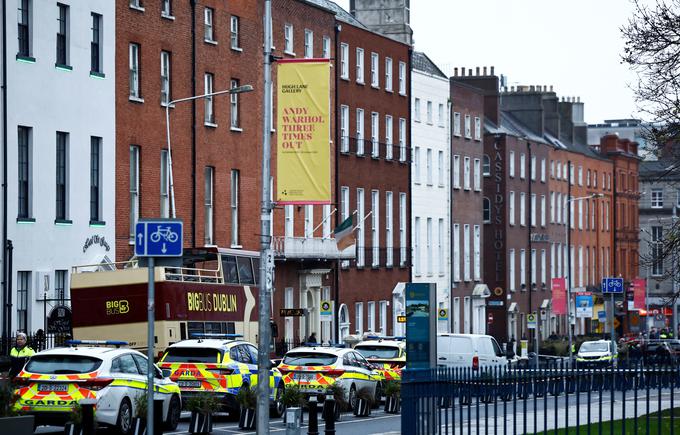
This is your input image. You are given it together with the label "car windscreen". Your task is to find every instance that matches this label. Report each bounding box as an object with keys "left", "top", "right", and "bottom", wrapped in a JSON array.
[
  {"left": 283, "top": 352, "right": 338, "bottom": 366},
  {"left": 355, "top": 346, "right": 400, "bottom": 359},
  {"left": 580, "top": 342, "right": 609, "bottom": 353},
  {"left": 163, "top": 347, "right": 221, "bottom": 363},
  {"left": 25, "top": 355, "right": 103, "bottom": 374}
]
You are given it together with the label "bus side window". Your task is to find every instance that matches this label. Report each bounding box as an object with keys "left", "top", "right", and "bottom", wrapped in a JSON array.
[
  {"left": 222, "top": 255, "right": 238, "bottom": 284},
  {"left": 251, "top": 258, "right": 260, "bottom": 285},
  {"left": 237, "top": 256, "right": 255, "bottom": 285}
]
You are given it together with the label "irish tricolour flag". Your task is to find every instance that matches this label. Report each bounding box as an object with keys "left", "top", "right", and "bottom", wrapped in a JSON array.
[{"left": 333, "top": 215, "right": 355, "bottom": 251}]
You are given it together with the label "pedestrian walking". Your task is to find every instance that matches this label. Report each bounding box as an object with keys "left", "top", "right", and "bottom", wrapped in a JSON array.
[{"left": 9, "top": 332, "right": 35, "bottom": 379}]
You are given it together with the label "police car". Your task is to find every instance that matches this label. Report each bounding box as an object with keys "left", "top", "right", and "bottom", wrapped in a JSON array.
[
  {"left": 158, "top": 334, "right": 284, "bottom": 417},
  {"left": 13, "top": 340, "right": 181, "bottom": 434},
  {"left": 576, "top": 340, "right": 618, "bottom": 367},
  {"left": 278, "top": 345, "right": 380, "bottom": 409},
  {"left": 354, "top": 336, "right": 406, "bottom": 383}
]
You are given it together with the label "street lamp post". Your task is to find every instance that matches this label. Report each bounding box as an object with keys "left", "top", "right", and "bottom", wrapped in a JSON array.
[
  {"left": 565, "top": 193, "right": 603, "bottom": 363},
  {"left": 164, "top": 85, "right": 254, "bottom": 219}
]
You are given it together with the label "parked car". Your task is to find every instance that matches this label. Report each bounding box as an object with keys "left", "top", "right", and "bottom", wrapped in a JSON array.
[
  {"left": 576, "top": 340, "right": 618, "bottom": 367},
  {"left": 437, "top": 334, "right": 508, "bottom": 369},
  {"left": 354, "top": 336, "right": 405, "bottom": 382}
]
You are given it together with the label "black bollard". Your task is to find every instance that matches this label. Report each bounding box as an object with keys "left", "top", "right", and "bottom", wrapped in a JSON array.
[
  {"left": 154, "top": 398, "right": 164, "bottom": 435},
  {"left": 80, "top": 399, "right": 97, "bottom": 435},
  {"left": 307, "top": 395, "right": 319, "bottom": 435},
  {"left": 324, "top": 395, "right": 335, "bottom": 435}
]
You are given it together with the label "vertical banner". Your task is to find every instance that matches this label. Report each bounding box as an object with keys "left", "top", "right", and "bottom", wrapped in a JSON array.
[
  {"left": 276, "top": 59, "right": 331, "bottom": 204},
  {"left": 551, "top": 277, "right": 567, "bottom": 315},
  {"left": 633, "top": 278, "right": 646, "bottom": 310}
]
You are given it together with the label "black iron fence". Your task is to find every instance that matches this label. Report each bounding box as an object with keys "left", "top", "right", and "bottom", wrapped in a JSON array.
[{"left": 402, "top": 362, "right": 680, "bottom": 434}]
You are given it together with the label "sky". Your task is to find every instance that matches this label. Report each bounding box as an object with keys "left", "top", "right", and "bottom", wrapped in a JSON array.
[{"left": 336, "top": 0, "right": 649, "bottom": 125}]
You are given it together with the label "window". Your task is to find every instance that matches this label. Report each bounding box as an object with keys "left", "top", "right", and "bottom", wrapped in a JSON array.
[
  {"left": 55, "top": 132, "right": 68, "bottom": 221},
  {"left": 284, "top": 24, "right": 294, "bottom": 54},
  {"left": 90, "top": 137, "right": 102, "bottom": 222},
  {"left": 483, "top": 198, "right": 491, "bottom": 223},
  {"left": 129, "top": 146, "right": 140, "bottom": 239},
  {"left": 414, "top": 147, "right": 420, "bottom": 183},
  {"left": 463, "top": 156, "right": 471, "bottom": 190},
  {"left": 438, "top": 150, "right": 444, "bottom": 186},
  {"left": 578, "top": 166, "right": 583, "bottom": 186},
  {"left": 304, "top": 205, "right": 313, "bottom": 237},
  {"left": 531, "top": 249, "right": 537, "bottom": 287},
  {"left": 452, "top": 224, "right": 460, "bottom": 281},
  {"left": 399, "top": 193, "right": 407, "bottom": 266},
  {"left": 508, "top": 191, "right": 515, "bottom": 225},
  {"left": 204, "top": 73, "right": 214, "bottom": 124},
  {"left": 463, "top": 224, "right": 471, "bottom": 281},
  {"left": 473, "top": 225, "right": 481, "bottom": 281},
  {"left": 385, "top": 115, "right": 393, "bottom": 160},
  {"left": 398, "top": 118, "right": 406, "bottom": 162},
  {"left": 18, "top": 0, "right": 31, "bottom": 57},
  {"left": 473, "top": 158, "right": 481, "bottom": 191},
  {"left": 371, "top": 52, "right": 379, "bottom": 87},
  {"left": 530, "top": 156, "right": 536, "bottom": 180},
  {"left": 160, "top": 51, "right": 171, "bottom": 105},
  {"left": 231, "top": 170, "right": 240, "bottom": 247},
  {"left": 17, "top": 271, "right": 30, "bottom": 332},
  {"left": 570, "top": 164, "right": 575, "bottom": 185},
  {"left": 586, "top": 169, "right": 591, "bottom": 187},
  {"left": 426, "top": 218, "right": 433, "bottom": 275},
  {"left": 322, "top": 36, "right": 331, "bottom": 58},
  {"left": 91, "top": 13, "right": 102, "bottom": 73},
  {"left": 556, "top": 193, "right": 562, "bottom": 224},
  {"left": 530, "top": 194, "right": 536, "bottom": 227},
  {"left": 398, "top": 61, "right": 406, "bottom": 95},
  {"left": 550, "top": 160, "right": 555, "bottom": 178},
  {"left": 520, "top": 192, "right": 526, "bottom": 226},
  {"left": 371, "top": 190, "right": 379, "bottom": 268},
  {"left": 204, "top": 167, "right": 214, "bottom": 245},
  {"left": 520, "top": 153, "right": 526, "bottom": 179},
  {"left": 464, "top": 115, "right": 471, "bottom": 138},
  {"left": 578, "top": 200, "right": 583, "bottom": 229},
  {"left": 340, "top": 105, "right": 349, "bottom": 152},
  {"left": 474, "top": 117, "right": 481, "bottom": 140},
  {"left": 551, "top": 244, "right": 556, "bottom": 279},
  {"left": 230, "top": 16, "right": 240, "bottom": 49},
  {"left": 230, "top": 79, "right": 241, "bottom": 129},
  {"left": 56, "top": 3, "right": 69, "bottom": 66},
  {"left": 541, "top": 249, "right": 546, "bottom": 285},
  {"left": 322, "top": 204, "right": 331, "bottom": 238},
  {"left": 204, "top": 7, "right": 214, "bottom": 42},
  {"left": 385, "top": 57, "right": 393, "bottom": 91},
  {"left": 438, "top": 219, "right": 444, "bottom": 275},
  {"left": 371, "top": 112, "right": 379, "bottom": 157},
  {"left": 160, "top": 150, "right": 169, "bottom": 218},
  {"left": 386, "top": 192, "right": 393, "bottom": 267},
  {"left": 540, "top": 159, "right": 546, "bottom": 182},
  {"left": 356, "top": 108, "right": 364, "bottom": 155},
  {"left": 304, "top": 29, "right": 313, "bottom": 58},
  {"left": 355, "top": 303, "right": 364, "bottom": 334},
  {"left": 652, "top": 226, "right": 663, "bottom": 276},
  {"left": 129, "top": 43, "right": 141, "bottom": 98},
  {"left": 520, "top": 249, "right": 526, "bottom": 288},
  {"left": 556, "top": 160, "right": 561, "bottom": 179},
  {"left": 379, "top": 301, "right": 388, "bottom": 334},
  {"left": 162, "top": 0, "right": 172, "bottom": 16},
  {"left": 438, "top": 104, "right": 445, "bottom": 127},
  {"left": 17, "top": 126, "right": 31, "bottom": 219},
  {"left": 426, "top": 149, "right": 433, "bottom": 185},
  {"left": 340, "top": 43, "right": 349, "bottom": 79},
  {"left": 414, "top": 98, "right": 421, "bottom": 122},
  {"left": 414, "top": 218, "right": 421, "bottom": 275},
  {"left": 55, "top": 270, "right": 67, "bottom": 302},
  {"left": 593, "top": 171, "right": 598, "bottom": 188},
  {"left": 550, "top": 192, "right": 555, "bottom": 223},
  {"left": 540, "top": 195, "right": 546, "bottom": 227},
  {"left": 482, "top": 155, "right": 491, "bottom": 176},
  {"left": 509, "top": 249, "right": 515, "bottom": 291},
  {"left": 427, "top": 101, "right": 433, "bottom": 124},
  {"left": 130, "top": 0, "right": 143, "bottom": 8},
  {"left": 453, "top": 112, "right": 461, "bottom": 136},
  {"left": 356, "top": 48, "right": 364, "bottom": 83},
  {"left": 651, "top": 188, "right": 663, "bottom": 208},
  {"left": 509, "top": 151, "right": 515, "bottom": 177},
  {"left": 357, "top": 188, "right": 365, "bottom": 267},
  {"left": 367, "top": 302, "right": 375, "bottom": 333}
]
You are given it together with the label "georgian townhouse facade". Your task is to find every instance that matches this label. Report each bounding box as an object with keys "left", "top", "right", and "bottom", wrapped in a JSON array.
[
  {"left": 411, "top": 52, "right": 450, "bottom": 333},
  {"left": 2, "top": 1, "right": 116, "bottom": 335}
]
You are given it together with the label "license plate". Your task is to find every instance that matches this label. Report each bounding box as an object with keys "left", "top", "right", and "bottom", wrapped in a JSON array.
[
  {"left": 293, "top": 373, "right": 316, "bottom": 383},
  {"left": 178, "top": 380, "right": 201, "bottom": 388},
  {"left": 38, "top": 384, "right": 68, "bottom": 392}
]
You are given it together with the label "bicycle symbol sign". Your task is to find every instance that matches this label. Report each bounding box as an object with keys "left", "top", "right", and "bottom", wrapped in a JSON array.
[
  {"left": 135, "top": 220, "right": 183, "bottom": 257},
  {"left": 601, "top": 277, "right": 624, "bottom": 294}
]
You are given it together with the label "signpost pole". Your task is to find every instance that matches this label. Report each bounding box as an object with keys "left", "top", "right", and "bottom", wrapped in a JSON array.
[
  {"left": 146, "top": 256, "right": 155, "bottom": 435},
  {"left": 534, "top": 312, "right": 539, "bottom": 368},
  {"left": 610, "top": 292, "right": 615, "bottom": 352}
]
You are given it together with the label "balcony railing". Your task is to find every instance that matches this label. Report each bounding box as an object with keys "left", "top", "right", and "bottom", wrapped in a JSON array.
[
  {"left": 340, "top": 136, "right": 410, "bottom": 163},
  {"left": 272, "top": 236, "right": 356, "bottom": 260},
  {"left": 342, "top": 246, "right": 410, "bottom": 269}
]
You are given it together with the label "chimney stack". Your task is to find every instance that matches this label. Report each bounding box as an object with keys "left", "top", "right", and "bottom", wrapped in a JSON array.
[
  {"left": 454, "top": 67, "right": 458, "bottom": 77},
  {"left": 491, "top": 66, "right": 495, "bottom": 75},
  {"left": 483, "top": 66, "right": 487, "bottom": 76},
  {"left": 476, "top": 66, "right": 480, "bottom": 76},
  {"left": 461, "top": 67, "right": 466, "bottom": 76}
]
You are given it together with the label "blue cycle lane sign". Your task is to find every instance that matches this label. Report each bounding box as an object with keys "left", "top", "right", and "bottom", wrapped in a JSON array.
[
  {"left": 601, "top": 277, "right": 624, "bottom": 294},
  {"left": 135, "top": 220, "right": 183, "bottom": 257}
]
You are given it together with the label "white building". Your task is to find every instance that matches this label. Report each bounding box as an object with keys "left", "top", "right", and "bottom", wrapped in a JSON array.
[
  {"left": 410, "top": 51, "right": 451, "bottom": 332},
  {"left": 1, "top": 1, "right": 115, "bottom": 335}
]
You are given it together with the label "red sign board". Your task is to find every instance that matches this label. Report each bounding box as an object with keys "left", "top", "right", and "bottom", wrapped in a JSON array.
[
  {"left": 551, "top": 277, "right": 567, "bottom": 315},
  {"left": 633, "top": 278, "right": 646, "bottom": 310}
]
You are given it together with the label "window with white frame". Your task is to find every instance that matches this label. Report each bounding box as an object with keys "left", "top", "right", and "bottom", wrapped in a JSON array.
[
  {"left": 356, "top": 47, "right": 364, "bottom": 83},
  {"left": 531, "top": 193, "right": 536, "bottom": 227},
  {"left": 474, "top": 117, "right": 481, "bottom": 140},
  {"left": 652, "top": 226, "right": 663, "bottom": 276},
  {"left": 204, "top": 167, "right": 214, "bottom": 245},
  {"left": 550, "top": 192, "right": 555, "bottom": 223},
  {"left": 531, "top": 156, "right": 536, "bottom": 180},
  {"left": 379, "top": 301, "right": 387, "bottom": 334},
  {"left": 426, "top": 148, "right": 433, "bottom": 185},
  {"left": 541, "top": 249, "right": 546, "bottom": 284},
  {"left": 570, "top": 198, "right": 575, "bottom": 229},
  {"left": 438, "top": 218, "right": 445, "bottom": 275},
  {"left": 230, "top": 78, "right": 240, "bottom": 129},
  {"left": 284, "top": 288, "right": 294, "bottom": 340},
  {"left": 371, "top": 52, "right": 379, "bottom": 87},
  {"left": 340, "top": 43, "right": 349, "bottom": 79},
  {"left": 356, "top": 108, "right": 364, "bottom": 155},
  {"left": 452, "top": 223, "right": 460, "bottom": 281},
  {"left": 230, "top": 16, "right": 240, "bottom": 49},
  {"left": 304, "top": 205, "right": 313, "bottom": 237},
  {"left": 520, "top": 153, "right": 526, "bottom": 179},
  {"left": 304, "top": 29, "right": 313, "bottom": 58},
  {"left": 438, "top": 150, "right": 444, "bottom": 186},
  {"left": 473, "top": 158, "right": 481, "bottom": 191},
  {"left": 570, "top": 164, "right": 575, "bottom": 185},
  {"left": 204, "top": 7, "right": 214, "bottom": 42},
  {"left": 578, "top": 246, "right": 584, "bottom": 287},
  {"left": 464, "top": 115, "right": 471, "bottom": 138},
  {"left": 399, "top": 118, "right": 406, "bottom": 162},
  {"left": 651, "top": 188, "right": 663, "bottom": 208},
  {"left": 386, "top": 192, "right": 393, "bottom": 267},
  {"left": 385, "top": 115, "right": 393, "bottom": 160},
  {"left": 160, "top": 150, "right": 169, "bottom": 218},
  {"left": 473, "top": 225, "right": 481, "bottom": 281},
  {"left": 483, "top": 155, "right": 490, "bottom": 176},
  {"left": 340, "top": 105, "right": 349, "bottom": 152},
  {"left": 129, "top": 145, "right": 139, "bottom": 239},
  {"left": 357, "top": 188, "right": 365, "bottom": 267},
  {"left": 204, "top": 73, "right": 214, "bottom": 124},
  {"left": 426, "top": 218, "right": 433, "bottom": 275},
  {"left": 371, "top": 112, "right": 379, "bottom": 157},
  {"left": 284, "top": 24, "right": 294, "bottom": 54},
  {"left": 399, "top": 193, "right": 407, "bottom": 266},
  {"left": 453, "top": 112, "right": 461, "bottom": 136},
  {"left": 385, "top": 57, "right": 392, "bottom": 91},
  {"left": 483, "top": 198, "right": 491, "bottom": 223},
  {"left": 160, "top": 50, "right": 171, "bottom": 105},
  {"left": 16, "top": 271, "right": 30, "bottom": 332},
  {"left": 463, "top": 224, "right": 471, "bottom": 281},
  {"left": 355, "top": 302, "right": 363, "bottom": 334},
  {"left": 453, "top": 155, "right": 460, "bottom": 189},
  {"left": 438, "top": 104, "right": 445, "bottom": 127},
  {"left": 463, "top": 156, "right": 471, "bottom": 190},
  {"left": 509, "top": 191, "right": 515, "bottom": 225},
  {"left": 322, "top": 36, "right": 330, "bottom": 58},
  {"left": 414, "top": 98, "right": 421, "bottom": 122},
  {"left": 18, "top": 0, "right": 31, "bottom": 57},
  {"left": 162, "top": 0, "right": 172, "bottom": 16},
  {"left": 556, "top": 160, "right": 561, "bottom": 179},
  {"left": 231, "top": 169, "right": 240, "bottom": 246},
  {"left": 551, "top": 244, "right": 556, "bottom": 279},
  {"left": 520, "top": 249, "right": 526, "bottom": 288},
  {"left": 520, "top": 192, "right": 526, "bottom": 226},
  {"left": 578, "top": 200, "right": 583, "bottom": 229},
  {"left": 129, "top": 43, "right": 141, "bottom": 98},
  {"left": 414, "top": 147, "right": 421, "bottom": 184},
  {"left": 371, "top": 190, "right": 379, "bottom": 267},
  {"left": 578, "top": 166, "right": 583, "bottom": 186},
  {"left": 322, "top": 204, "right": 331, "bottom": 238},
  {"left": 556, "top": 192, "right": 562, "bottom": 224},
  {"left": 541, "top": 158, "right": 546, "bottom": 182},
  {"left": 367, "top": 301, "right": 375, "bottom": 332},
  {"left": 541, "top": 195, "right": 546, "bottom": 227},
  {"left": 509, "top": 249, "right": 516, "bottom": 291},
  {"left": 509, "top": 151, "right": 515, "bottom": 177},
  {"left": 398, "top": 61, "right": 406, "bottom": 95},
  {"left": 531, "top": 249, "right": 537, "bottom": 287},
  {"left": 414, "top": 217, "right": 421, "bottom": 275},
  {"left": 427, "top": 101, "right": 433, "bottom": 124},
  {"left": 56, "top": 3, "right": 69, "bottom": 66}
]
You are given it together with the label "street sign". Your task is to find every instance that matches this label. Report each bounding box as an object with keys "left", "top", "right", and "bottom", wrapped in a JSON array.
[
  {"left": 280, "top": 308, "right": 306, "bottom": 317},
  {"left": 601, "top": 277, "right": 624, "bottom": 294},
  {"left": 320, "top": 300, "right": 332, "bottom": 321},
  {"left": 527, "top": 313, "right": 537, "bottom": 329},
  {"left": 135, "top": 220, "right": 183, "bottom": 257},
  {"left": 397, "top": 315, "right": 407, "bottom": 323},
  {"left": 438, "top": 308, "right": 448, "bottom": 321}
]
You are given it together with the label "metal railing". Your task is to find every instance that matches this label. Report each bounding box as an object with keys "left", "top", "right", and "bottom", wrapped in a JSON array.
[{"left": 402, "top": 362, "right": 680, "bottom": 434}]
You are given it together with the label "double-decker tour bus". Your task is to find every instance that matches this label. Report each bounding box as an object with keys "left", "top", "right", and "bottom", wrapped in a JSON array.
[{"left": 70, "top": 247, "right": 260, "bottom": 355}]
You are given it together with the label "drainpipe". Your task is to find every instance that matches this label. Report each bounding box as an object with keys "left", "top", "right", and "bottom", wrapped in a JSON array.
[
  {"left": 2, "top": 0, "right": 9, "bottom": 340},
  {"left": 406, "top": 46, "right": 413, "bottom": 336},
  {"left": 567, "top": 159, "right": 572, "bottom": 339},
  {"left": 527, "top": 141, "right": 533, "bottom": 348},
  {"left": 190, "top": 0, "right": 197, "bottom": 248},
  {"left": 333, "top": 22, "right": 340, "bottom": 343}
]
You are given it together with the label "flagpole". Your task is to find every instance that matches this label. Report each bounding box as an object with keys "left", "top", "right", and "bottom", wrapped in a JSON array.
[
  {"left": 352, "top": 210, "right": 373, "bottom": 231},
  {"left": 308, "top": 208, "right": 338, "bottom": 237}
]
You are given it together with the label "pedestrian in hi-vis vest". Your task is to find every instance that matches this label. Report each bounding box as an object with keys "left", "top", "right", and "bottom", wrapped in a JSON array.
[{"left": 9, "top": 332, "right": 35, "bottom": 379}]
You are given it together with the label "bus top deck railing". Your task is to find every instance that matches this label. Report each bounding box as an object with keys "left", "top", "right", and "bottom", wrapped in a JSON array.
[{"left": 71, "top": 260, "right": 224, "bottom": 285}]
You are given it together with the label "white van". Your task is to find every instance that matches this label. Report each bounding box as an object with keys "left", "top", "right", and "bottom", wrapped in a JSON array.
[{"left": 437, "top": 334, "right": 508, "bottom": 369}]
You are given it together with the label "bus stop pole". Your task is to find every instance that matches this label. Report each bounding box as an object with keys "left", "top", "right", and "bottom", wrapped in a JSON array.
[{"left": 147, "top": 257, "right": 155, "bottom": 435}]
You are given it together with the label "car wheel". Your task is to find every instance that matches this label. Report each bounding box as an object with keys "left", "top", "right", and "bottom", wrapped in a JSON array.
[
  {"left": 270, "top": 383, "right": 285, "bottom": 418},
  {"left": 116, "top": 398, "right": 133, "bottom": 435},
  {"left": 348, "top": 384, "right": 357, "bottom": 411},
  {"left": 164, "top": 394, "right": 181, "bottom": 431}
]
